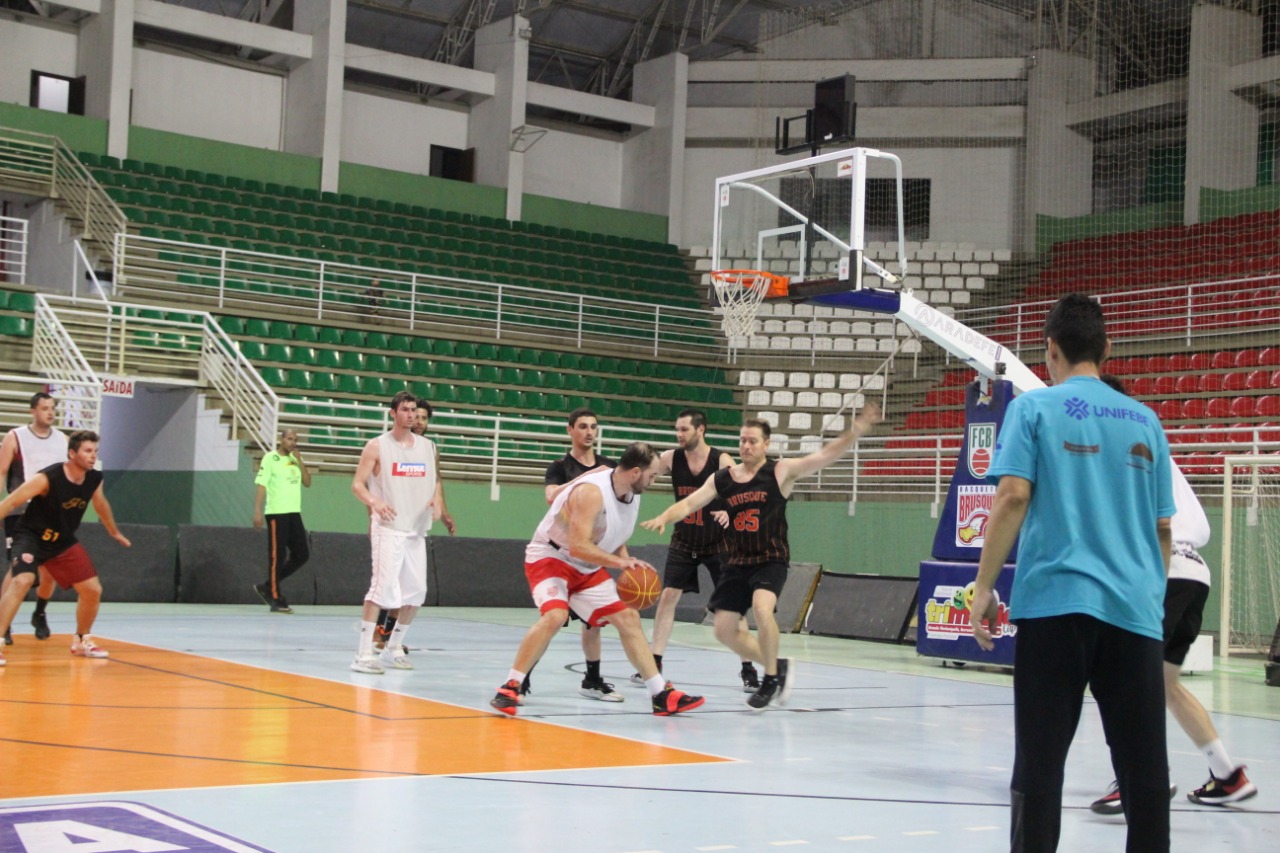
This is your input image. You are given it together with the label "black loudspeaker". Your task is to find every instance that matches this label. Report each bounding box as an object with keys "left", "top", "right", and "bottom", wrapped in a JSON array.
[{"left": 813, "top": 74, "right": 856, "bottom": 143}]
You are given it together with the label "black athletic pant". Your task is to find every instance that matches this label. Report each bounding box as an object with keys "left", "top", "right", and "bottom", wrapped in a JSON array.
[
  {"left": 1010, "top": 614, "right": 1168, "bottom": 853},
  {"left": 264, "top": 512, "right": 309, "bottom": 599}
]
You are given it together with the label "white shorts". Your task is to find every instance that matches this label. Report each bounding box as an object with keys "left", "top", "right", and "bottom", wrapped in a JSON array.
[{"left": 366, "top": 522, "right": 428, "bottom": 608}]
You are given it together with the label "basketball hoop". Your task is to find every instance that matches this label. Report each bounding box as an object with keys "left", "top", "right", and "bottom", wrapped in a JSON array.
[{"left": 711, "top": 269, "right": 790, "bottom": 339}]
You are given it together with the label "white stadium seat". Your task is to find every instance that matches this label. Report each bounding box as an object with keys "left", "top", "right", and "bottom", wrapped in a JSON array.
[
  {"left": 771, "top": 390, "right": 795, "bottom": 407},
  {"left": 790, "top": 336, "right": 810, "bottom": 349},
  {"left": 856, "top": 338, "right": 877, "bottom": 352},
  {"left": 784, "top": 320, "right": 807, "bottom": 334},
  {"left": 833, "top": 339, "right": 855, "bottom": 352},
  {"left": 844, "top": 392, "right": 865, "bottom": 408},
  {"left": 762, "top": 371, "right": 786, "bottom": 387},
  {"left": 819, "top": 391, "right": 843, "bottom": 408},
  {"left": 814, "top": 373, "right": 836, "bottom": 389},
  {"left": 829, "top": 321, "right": 851, "bottom": 335},
  {"left": 787, "top": 372, "right": 811, "bottom": 388},
  {"left": 770, "top": 336, "right": 792, "bottom": 350},
  {"left": 738, "top": 370, "right": 761, "bottom": 386},
  {"left": 821, "top": 415, "right": 845, "bottom": 432},
  {"left": 798, "top": 435, "right": 823, "bottom": 453},
  {"left": 864, "top": 375, "right": 885, "bottom": 390},
  {"left": 796, "top": 391, "right": 820, "bottom": 408},
  {"left": 747, "top": 389, "right": 771, "bottom": 406},
  {"left": 813, "top": 337, "right": 834, "bottom": 351},
  {"left": 788, "top": 412, "right": 812, "bottom": 431},
  {"left": 838, "top": 373, "right": 861, "bottom": 389},
  {"left": 763, "top": 319, "right": 784, "bottom": 333},
  {"left": 757, "top": 411, "right": 780, "bottom": 427}
]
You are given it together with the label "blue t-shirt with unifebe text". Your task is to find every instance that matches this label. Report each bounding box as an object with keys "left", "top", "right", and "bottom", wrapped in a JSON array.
[{"left": 986, "top": 376, "right": 1174, "bottom": 640}]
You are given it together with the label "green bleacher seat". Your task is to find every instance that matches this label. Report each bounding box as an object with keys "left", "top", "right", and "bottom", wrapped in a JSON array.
[
  {"left": 284, "top": 369, "right": 311, "bottom": 390},
  {"left": 388, "top": 334, "right": 411, "bottom": 351},
  {"left": 341, "top": 329, "right": 366, "bottom": 347},
  {"left": 293, "top": 324, "right": 319, "bottom": 343},
  {"left": 269, "top": 321, "right": 294, "bottom": 340},
  {"left": 311, "top": 372, "right": 337, "bottom": 393},
  {"left": 455, "top": 363, "right": 478, "bottom": 383},
  {"left": 7, "top": 292, "right": 36, "bottom": 312},
  {"left": 499, "top": 366, "right": 522, "bottom": 386},
  {"left": 366, "top": 354, "right": 389, "bottom": 373},
  {"left": 0, "top": 316, "right": 32, "bottom": 336},
  {"left": 261, "top": 367, "right": 286, "bottom": 386},
  {"left": 315, "top": 348, "right": 341, "bottom": 369},
  {"left": 365, "top": 377, "right": 389, "bottom": 397},
  {"left": 264, "top": 343, "right": 290, "bottom": 362},
  {"left": 244, "top": 318, "right": 270, "bottom": 337},
  {"left": 389, "top": 356, "right": 412, "bottom": 375},
  {"left": 292, "top": 346, "right": 317, "bottom": 366},
  {"left": 341, "top": 351, "right": 365, "bottom": 371},
  {"left": 367, "top": 332, "right": 391, "bottom": 350},
  {"left": 338, "top": 374, "right": 364, "bottom": 395},
  {"left": 478, "top": 365, "right": 499, "bottom": 384},
  {"left": 318, "top": 327, "right": 342, "bottom": 344}
]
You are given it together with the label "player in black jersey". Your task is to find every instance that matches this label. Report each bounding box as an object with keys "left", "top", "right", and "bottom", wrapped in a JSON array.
[
  {"left": 0, "top": 431, "right": 131, "bottom": 666},
  {"left": 643, "top": 401, "right": 882, "bottom": 710},
  {"left": 521, "top": 408, "right": 618, "bottom": 704},
  {"left": 628, "top": 408, "right": 758, "bottom": 690}
]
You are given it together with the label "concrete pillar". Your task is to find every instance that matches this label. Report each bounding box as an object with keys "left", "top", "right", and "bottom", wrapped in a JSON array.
[
  {"left": 285, "top": 0, "right": 347, "bottom": 192},
  {"left": 469, "top": 15, "right": 530, "bottom": 222},
  {"left": 625, "top": 51, "right": 688, "bottom": 245},
  {"left": 1184, "top": 4, "right": 1261, "bottom": 225},
  {"left": 1023, "top": 50, "right": 1094, "bottom": 254},
  {"left": 77, "top": 0, "right": 134, "bottom": 160}
]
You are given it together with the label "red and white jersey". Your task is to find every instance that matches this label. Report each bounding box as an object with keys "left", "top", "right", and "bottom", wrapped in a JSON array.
[
  {"left": 368, "top": 432, "right": 436, "bottom": 536},
  {"left": 525, "top": 467, "right": 640, "bottom": 573},
  {"left": 1169, "top": 461, "right": 1211, "bottom": 586}
]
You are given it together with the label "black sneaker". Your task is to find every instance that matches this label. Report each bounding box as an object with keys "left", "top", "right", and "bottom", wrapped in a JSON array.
[
  {"left": 271, "top": 595, "right": 293, "bottom": 614},
  {"left": 741, "top": 665, "right": 760, "bottom": 693},
  {"left": 1187, "top": 767, "right": 1257, "bottom": 806},
  {"left": 580, "top": 676, "right": 624, "bottom": 703},
  {"left": 776, "top": 658, "right": 794, "bottom": 705},
  {"left": 747, "top": 677, "right": 780, "bottom": 710},
  {"left": 4, "top": 628, "right": 11, "bottom": 645},
  {"left": 490, "top": 679, "right": 522, "bottom": 716},
  {"left": 652, "top": 685, "right": 704, "bottom": 716},
  {"left": 1090, "top": 779, "right": 1179, "bottom": 815},
  {"left": 252, "top": 583, "right": 272, "bottom": 607},
  {"left": 518, "top": 676, "right": 531, "bottom": 706},
  {"left": 31, "top": 611, "right": 50, "bottom": 640}
]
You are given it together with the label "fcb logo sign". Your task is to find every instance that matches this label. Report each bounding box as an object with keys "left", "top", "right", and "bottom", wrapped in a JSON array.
[{"left": 967, "top": 422, "right": 996, "bottom": 478}]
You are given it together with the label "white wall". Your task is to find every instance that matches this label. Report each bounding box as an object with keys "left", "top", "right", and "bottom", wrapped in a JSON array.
[
  {"left": 0, "top": 18, "right": 79, "bottom": 106},
  {"left": 340, "top": 89, "right": 468, "bottom": 174},
  {"left": 102, "top": 386, "right": 239, "bottom": 472},
  {"left": 131, "top": 48, "right": 285, "bottom": 150},
  {"left": 523, "top": 128, "right": 622, "bottom": 208}
]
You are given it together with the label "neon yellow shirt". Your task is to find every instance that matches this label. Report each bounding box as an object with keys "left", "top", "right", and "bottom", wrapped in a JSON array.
[{"left": 255, "top": 452, "right": 303, "bottom": 515}]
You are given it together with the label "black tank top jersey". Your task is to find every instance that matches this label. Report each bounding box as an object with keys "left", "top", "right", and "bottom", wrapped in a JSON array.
[
  {"left": 17, "top": 462, "right": 102, "bottom": 557},
  {"left": 544, "top": 452, "right": 615, "bottom": 486},
  {"left": 670, "top": 447, "right": 727, "bottom": 552},
  {"left": 713, "top": 460, "right": 789, "bottom": 567}
]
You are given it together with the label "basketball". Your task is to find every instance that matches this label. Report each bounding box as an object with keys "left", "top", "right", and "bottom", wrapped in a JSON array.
[{"left": 616, "top": 565, "right": 661, "bottom": 610}]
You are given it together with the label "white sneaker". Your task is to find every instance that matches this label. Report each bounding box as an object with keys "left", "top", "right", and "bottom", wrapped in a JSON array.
[
  {"left": 350, "top": 653, "right": 384, "bottom": 674},
  {"left": 71, "top": 635, "right": 109, "bottom": 658},
  {"left": 380, "top": 646, "right": 413, "bottom": 670}
]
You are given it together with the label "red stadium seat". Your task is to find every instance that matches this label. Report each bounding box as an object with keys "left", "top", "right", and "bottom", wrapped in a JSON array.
[
  {"left": 1128, "top": 356, "right": 1151, "bottom": 375},
  {"left": 1131, "top": 377, "right": 1156, "bottom": 396},
  {"left": 1247, "top": 370, "right": 1270, "bottom": 390},
  {"left": 1175, "top": 374, "right": 1198, "bottom": 395},
  {"left": 1211, "top": 351, "right": 1234, "bottom": 370},
  {"left": 1166, "top": 353, "right": 1192, "bottom": 373},
  {"left": 1230, "top": 396, "right": 1255, "bottom": 419},
  {"left": 1235, "top": 349, "right": 1260, "bottom": 368},
  {"left": 1148, "top": 355, "right": 1171, "bottom": 373},
  {"left": 1273, "top": 370, "right": 1280, "bottom": 388},
  {"left": 1207, "top": 398, "right": 1232, "bottom": 419},
  {"left": 1199, "top": 373, "right": 1224, "bottom": 393},
  {"left": 1105, "top": 356, "right": 1132, "bottom": 375},
  {"left": 1181, "top": 398, "right": 1207, "bottom": 420},
  {"left": 1222, "top": 371, "right": 1249, "bottom": 391},
  {"left": 1258, "top": 347, "right": 1280, "bottom": 366},
  {"left": 1257, "top": 396, "right": 1280, "bottom": 418},
  {"left": 1188, "top": 352, "right": 1213, "bottom": 372},
  {"left": 1157, "top": 399, "right": 1183, "bottom": 421}
]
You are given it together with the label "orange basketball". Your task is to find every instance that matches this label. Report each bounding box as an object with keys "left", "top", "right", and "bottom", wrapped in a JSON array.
[{"left": 616, "top": 565, "right": 661, "bottom": 610}]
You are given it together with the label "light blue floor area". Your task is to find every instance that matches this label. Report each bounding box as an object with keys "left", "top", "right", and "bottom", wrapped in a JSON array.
[{"left": 3, "top": 603, "right": 1278, "bottom": 852}]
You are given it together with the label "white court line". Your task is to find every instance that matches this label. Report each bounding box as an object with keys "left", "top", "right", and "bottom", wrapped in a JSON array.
[
  {"left": 903, "top": 830, "right": 940, "bottom": 836},
  {"left": 871, "top": 716, "right": 894, "bottom": 722},
  {"left": 695, "top": 846, "right": 738, "bottom": 851},
  {"left": 965, "top": 826, "right": 1000, "bottom": 832},
  {"left": 836, "top": 836, "right": 876, "bottom": 841},
  {"left": 768, "top": 842, "right": 810, "bottom": 847}
]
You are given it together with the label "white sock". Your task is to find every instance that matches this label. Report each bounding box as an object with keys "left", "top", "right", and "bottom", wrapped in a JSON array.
[
  {"left": 645, "top": 674, "right": 666, "bottom": 696},
  {"left": 357, "top": 620, "right": 376, "bottom": 656},
  {"left": 387, "top": 623, "right": 409, "bottom": 654},
  {"left": 1201, "top": 739, "right": 1236, "bottom": 778},
  {"left": 507, "top": 669, "right": 527, "bottom": 685}
]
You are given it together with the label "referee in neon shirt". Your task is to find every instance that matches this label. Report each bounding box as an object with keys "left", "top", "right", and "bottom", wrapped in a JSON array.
[{"left": 252, "top": 429, "right": 311, "bottom": 613}]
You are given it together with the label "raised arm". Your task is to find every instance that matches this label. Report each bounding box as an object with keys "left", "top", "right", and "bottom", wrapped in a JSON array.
[
  {"left": 351, "top": 439, "right": 394, "bottom": 522},
  {"left": 776, "top": 401, "right": 882, "bottom": 490},
  {"left": 0, "top": 473, "right": 49, "bottom": 518},
  {"left": 640, "top": 475, "right": 720, "bottom": 536},
  {"left": 91, "top": 485, "right": 131, "bottom": 547},
  {"left": 294, "top": 448, "right": 311, "bottom": 488}
]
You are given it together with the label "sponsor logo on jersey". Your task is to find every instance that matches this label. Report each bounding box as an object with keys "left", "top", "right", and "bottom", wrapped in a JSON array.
[
  {"left": 966, "top": 423, "right": 996, "bottom": 478},
  {"left": 391, "top": 462, "right": 428, "bottom": 477},
  {"left": 61, "top": 498, "right": 88, "bottom": 510},
  {"left": 955, "top": 485, "right": 994, "bottom": 547}
]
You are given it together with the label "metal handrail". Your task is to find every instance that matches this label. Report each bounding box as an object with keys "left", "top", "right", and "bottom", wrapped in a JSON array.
[
  {"left": 201, "top": 313, "right": 279, "bottom": 454},
  {"left": 0, "top": 214, "right": 28, "bottom": 284},
  {"left": 113, "top": 233, "right": 720, "bottom": 358},
  {"left": 31, "top": 295, "right": 102, "bottom": 431},
  {"left": 0, "top": 126, "right": 126, "bottom": 262}
]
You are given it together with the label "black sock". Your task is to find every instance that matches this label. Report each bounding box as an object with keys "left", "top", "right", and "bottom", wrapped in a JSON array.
[
  {"left": 384, "top": 615, "right": 398, "bottom": 634},
  {"left": 585, "top": 659, "right": 601, "bottom": 680},
  {"left": 34, "top": 597, "right": 49, "bottom": 616},
  {"left": 762, "top": 673, "right": 779, "bottom": 685},
  {"left": 653, "top": 653, "right": 663, "bottom": 671},
  {"left": 741, "top": 660, "right": 754, "bottom": 672}
]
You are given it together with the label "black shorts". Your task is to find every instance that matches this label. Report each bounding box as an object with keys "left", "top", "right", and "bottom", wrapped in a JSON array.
[
  {"left": 1163, "top": 578, "right": 1209, "bottom": 666},
  {"left": 663, "top": 547, "right": 723, "bottom": 594},
  {"left": 707, "top": 561, "right": 788, "bottom": 615},
  {"left": 4, "top": 515, "right": 18, "bottom": 558}
]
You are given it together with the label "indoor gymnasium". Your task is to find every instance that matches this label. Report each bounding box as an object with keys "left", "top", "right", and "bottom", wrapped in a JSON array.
[{"left": 0, "top": 0, "right": 1278, "bottom": 851}]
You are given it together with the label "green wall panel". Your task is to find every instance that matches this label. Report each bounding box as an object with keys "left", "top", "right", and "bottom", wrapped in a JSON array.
[
  {"left": 0, "top": 103, "right": 107, "bottom": 155},
  {"left": 1200, "top": 184, "right": 1280, "bottom": 223},
  {"left": 522, "top": 192, "right": 669, "bottom": 244},
  {"left": 338, "top": 162, "right": 506, "bottom": 216},
  {"left": 128, "top": 127, "right": 322, "bottom": 189}
]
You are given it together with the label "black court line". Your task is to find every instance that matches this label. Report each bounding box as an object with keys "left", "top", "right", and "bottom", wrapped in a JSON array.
[
  {"left": 0, "top": 736, "right": 424, "bottom": 778},
  {"left": 450, "top": 776, "right": 1280, "bottom": 814}
]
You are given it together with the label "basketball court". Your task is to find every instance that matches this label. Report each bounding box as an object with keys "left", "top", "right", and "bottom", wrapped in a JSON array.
[{"left": 1, "top": 603, "right": 1276, "bottom": 851}]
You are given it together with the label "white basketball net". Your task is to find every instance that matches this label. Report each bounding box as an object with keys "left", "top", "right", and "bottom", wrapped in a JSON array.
[{"left": 712, "top": 271, "right": 771, "bottom": 339}]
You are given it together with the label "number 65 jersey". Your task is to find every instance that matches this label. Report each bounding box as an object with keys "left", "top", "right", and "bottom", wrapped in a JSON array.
[
  {"left": 17, "top": 462, "right": 102, "bottom": 560},
  {"left": 713, "top": 460, "right": 789, "bottom": 568}
]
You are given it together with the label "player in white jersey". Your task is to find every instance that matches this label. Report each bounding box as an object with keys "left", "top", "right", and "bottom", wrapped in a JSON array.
[
  {"left": 489, "top": 442, "right": 705, "bottom": 717},
  {"left": 350, "top": 391, "right": 443, "bottom": 674},
  {"left": 0, "top": 393, "right": 69, "bottom": 644}
]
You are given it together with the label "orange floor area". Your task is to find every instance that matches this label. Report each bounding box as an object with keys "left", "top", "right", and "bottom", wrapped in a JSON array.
[{"left": 0, "top": 636, "right": 724, "bottom": 799}]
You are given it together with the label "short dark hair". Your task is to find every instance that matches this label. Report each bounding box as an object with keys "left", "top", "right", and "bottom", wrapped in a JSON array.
[
  {"left": 1098, "top": 373, "right": 1128, "bottom": 396},
  {"left": 618, "top": 441, "right": 657, "bottom": 471},
  {"left": 416, "top": 398, "right": 433, "bottom": 418},
  {"left": 742, "top": 418, "right": 772, "bottom": 439},
  {"left": 1044, "top": 293, "right": 1107, "bottom": 366},
  {"left": 389, "top": 390, "right": 417, "bottom": 412},
  {"left": 29, "top": 392, "right": 53, "bottom": 409},
  {"left": 68, "top": 430, "right": 99, "bottom": 453},
  {"left": 677, "top": 408, "right": 707, "bottom": 431},
  {"left": 568, "top": 407, "right": 597, "bottom": 427}
]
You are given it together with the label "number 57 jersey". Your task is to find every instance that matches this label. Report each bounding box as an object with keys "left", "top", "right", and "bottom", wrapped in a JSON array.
[{"left": 713, "top": 460, "right": 789, "bottom": 568}]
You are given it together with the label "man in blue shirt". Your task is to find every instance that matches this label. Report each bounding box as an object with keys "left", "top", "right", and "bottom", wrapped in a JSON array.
[{"left": 971, "top": 293, "right": 1175, "bottom": 852}]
